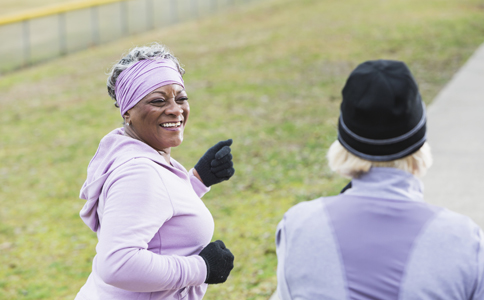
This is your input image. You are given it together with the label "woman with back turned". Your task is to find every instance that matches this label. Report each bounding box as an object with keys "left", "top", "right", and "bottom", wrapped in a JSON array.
[
  {"left": 276, "top": 60, "right": 484, "bottom": 299},
  {"left": 75, "top": 43, "right": 235, "bottom": 300}
]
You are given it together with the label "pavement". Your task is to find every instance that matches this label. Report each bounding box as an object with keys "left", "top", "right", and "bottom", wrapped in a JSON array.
[
  {"left": 422, "top": 43, "right": 484, "bottom": 228},
  {"left": 268, "top": 43, "right": 484, "bottom": 300}
]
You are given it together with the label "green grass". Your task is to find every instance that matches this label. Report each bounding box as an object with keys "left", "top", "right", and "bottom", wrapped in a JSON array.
[{"left": 0, "top": 0, "right": 483, "bottom": 299}]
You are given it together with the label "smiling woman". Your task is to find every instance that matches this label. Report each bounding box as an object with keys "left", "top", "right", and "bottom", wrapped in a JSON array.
[
  {"left": 75, "top": 43, "right": 236, "bottom": 300},
  {"left": 112, "top": 56, "right": 191, "bottom": 162}
]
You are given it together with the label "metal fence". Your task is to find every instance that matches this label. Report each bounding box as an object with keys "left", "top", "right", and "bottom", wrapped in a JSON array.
[{"left": 0, "top": 0, "right": 252, "bottom": 74}]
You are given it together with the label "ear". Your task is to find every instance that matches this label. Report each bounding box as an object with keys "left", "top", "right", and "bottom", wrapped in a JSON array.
[{"left": 123, "top": 111, "right": 130, "bottom": 125}]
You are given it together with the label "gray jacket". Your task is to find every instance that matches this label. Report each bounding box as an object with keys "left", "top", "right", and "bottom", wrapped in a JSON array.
[{"left": 276, "top": 167, "right": 484, "bottom": 300}]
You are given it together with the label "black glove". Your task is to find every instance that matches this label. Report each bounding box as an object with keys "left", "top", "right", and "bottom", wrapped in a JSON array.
[
  {"left": 194, "top": 139, "right": 235, "bottom": 187},
  {"left": 199, "top": 240, "right": 235, "bottom": 284}
]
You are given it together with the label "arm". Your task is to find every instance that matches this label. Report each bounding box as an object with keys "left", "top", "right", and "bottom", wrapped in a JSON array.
[
  {"left": 276, "top": 218, "right": 293, "bottom": 300},
  {"left": 189, "top": 168, "right": 210, "bottom": 198},
  {"left": 471, "top": 229, "right": 484, "bottom": 299},
  {"left": 96, "top": 159, "right": 207, "bottom": 292}
]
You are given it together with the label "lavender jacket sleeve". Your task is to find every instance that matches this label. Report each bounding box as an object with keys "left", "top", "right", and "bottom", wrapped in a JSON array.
[
  {"left": 96, "top": 160, "right": 207, "bottom": 292},
  {"left": 188, "top": 168, "right": 210, "bottom": 197},
  {"left": 276, "top": 219, "right": 291, "bottom": 300},
  {"left": 472, "top": 230, "right": 484, "bottom": 299}
]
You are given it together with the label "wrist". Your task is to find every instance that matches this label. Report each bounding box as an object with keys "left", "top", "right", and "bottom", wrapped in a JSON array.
[
  {"left": 199, "top": 254, "right": 210, "bottom": 282},
  {"left": 194, "top": 254, "right": 210, "bottom": 284},
  {"left": 193, "top": 168, "right": 204, "bottom": 184}
]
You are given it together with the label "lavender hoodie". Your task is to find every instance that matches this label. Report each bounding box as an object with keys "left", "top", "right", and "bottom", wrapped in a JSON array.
[
  {"left": 276, "top": 167, "right": 484, "bottom": 300},
  {"left": 75, "top": 128, "right": 214, "bottom": 300}
]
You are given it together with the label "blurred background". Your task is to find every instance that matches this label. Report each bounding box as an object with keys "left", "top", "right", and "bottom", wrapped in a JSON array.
[{"left": 0, "top": 0, "right": 483, "bottom": 299}]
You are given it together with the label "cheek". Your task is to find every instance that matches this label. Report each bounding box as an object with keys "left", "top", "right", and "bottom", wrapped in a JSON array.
[
  {"left": 142, "top": 109, "right": 162, "bottom": 123},
  {"left": 133, "top": 107, "right": 152, "bottom": 121},
  {"left": 183, "top": 104, "right": 190, "bottom": 120}
]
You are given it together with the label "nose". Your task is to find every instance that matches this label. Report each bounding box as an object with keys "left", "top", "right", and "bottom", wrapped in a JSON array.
[{"left": 165, "top": 100, "right": 184, "bottom": 116}]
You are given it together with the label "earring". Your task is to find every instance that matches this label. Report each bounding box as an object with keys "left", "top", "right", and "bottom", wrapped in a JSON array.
[{"left": 126, "top": 121, "right": 130, "bottom": 126}]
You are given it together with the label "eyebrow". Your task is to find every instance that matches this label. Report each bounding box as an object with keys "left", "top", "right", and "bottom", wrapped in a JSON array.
[{"left": 150, "top": 89, "right": 185, "bottom": 96}]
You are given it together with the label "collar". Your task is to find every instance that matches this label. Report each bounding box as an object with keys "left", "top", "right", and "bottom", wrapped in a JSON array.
[{"left": 343, "top": 167, "right": 424, "bottom": 202}]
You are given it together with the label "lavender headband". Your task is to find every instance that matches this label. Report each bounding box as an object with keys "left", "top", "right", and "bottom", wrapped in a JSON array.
[{"left": 115, "top": 58, "right": 185, "bottom": 116}]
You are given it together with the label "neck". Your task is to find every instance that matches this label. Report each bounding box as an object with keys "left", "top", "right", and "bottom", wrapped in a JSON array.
[
  {"left": 158, "top": 150, "right": 171, "bottom": 164},
  {"left": 347, "top": 167, "right": 424, "bottom": 202}
]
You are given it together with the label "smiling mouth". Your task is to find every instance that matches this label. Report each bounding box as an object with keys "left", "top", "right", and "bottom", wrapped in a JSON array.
[{"left": 160, "top": 121, "right": 182, "bottom": 128}]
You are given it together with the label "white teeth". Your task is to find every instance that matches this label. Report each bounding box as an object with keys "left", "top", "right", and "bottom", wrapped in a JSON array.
[{"left": 161, "top": 121, "right": 182, "bottom": 128}]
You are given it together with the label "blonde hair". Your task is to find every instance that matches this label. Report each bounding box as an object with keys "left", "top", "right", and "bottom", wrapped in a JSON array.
[{"left": 327, "top": 140, "right": 432, "bottom": 179}]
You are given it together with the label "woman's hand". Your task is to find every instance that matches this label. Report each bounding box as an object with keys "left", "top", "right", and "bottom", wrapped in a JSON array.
[
  {"left": 198, "top": 240, "right": 235, "bottom": 284},
  {"left": 194, "top": 139, "right": 235, "bottom": 187}
]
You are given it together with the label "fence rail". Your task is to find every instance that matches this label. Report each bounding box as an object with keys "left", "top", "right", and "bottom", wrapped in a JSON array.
[{"left": 0, "top": 0, "right": 251, "bottom": 74}]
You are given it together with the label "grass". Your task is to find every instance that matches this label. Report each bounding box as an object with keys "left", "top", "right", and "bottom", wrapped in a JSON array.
[{"left": 0, "top": 0, "right": 483, "bottom": 299}]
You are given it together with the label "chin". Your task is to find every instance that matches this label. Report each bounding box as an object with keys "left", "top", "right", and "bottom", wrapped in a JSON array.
[{"left": 167, "top": 137, "right": 184, "bottom": 148}]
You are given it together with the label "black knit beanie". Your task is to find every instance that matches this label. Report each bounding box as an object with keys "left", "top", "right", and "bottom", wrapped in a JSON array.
[{"left": 338, "top": 60, "right": 426, "bottom": 162}]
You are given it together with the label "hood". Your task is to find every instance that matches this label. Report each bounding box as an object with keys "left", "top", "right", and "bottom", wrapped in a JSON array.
[{"left": 79, "top": 127, "right": 170, "bottom": 232}]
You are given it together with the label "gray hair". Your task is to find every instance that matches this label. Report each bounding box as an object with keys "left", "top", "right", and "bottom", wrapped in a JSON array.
[{"left": 106, "top": 43, "right": 185, "bottom": 108}]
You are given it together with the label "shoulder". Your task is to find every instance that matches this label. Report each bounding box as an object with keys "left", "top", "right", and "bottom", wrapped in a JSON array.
[
  {"left": 284, "top": 196, "right": 338, "bottom": 219},
  {"left": 282, "top": 196, "right": 340, "bottom": 230},
  {"left": 114, "top": 157, "right": 162, "bottom": 175},
  {"left": 399, "top": 208, "right": 483, "bottom": 297},
  {"left": 410, "top": 207, "right": 483, "bottom": 263},
  {"left": 101, "top": 158, "right": 175, "bottom": 208},
  {"left": 105, "top": 158, "right": 166, "bottom": 189},
  {"left": 428, "top": 208, "right": 482, "bottom": 242}
]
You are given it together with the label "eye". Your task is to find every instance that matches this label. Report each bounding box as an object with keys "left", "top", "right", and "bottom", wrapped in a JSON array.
[
  {"left": 151, "top": 98, "right": 165, "bottom": 104},
  {"left": 176, "top": 97, "right": 189, "bottom": 103}
]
